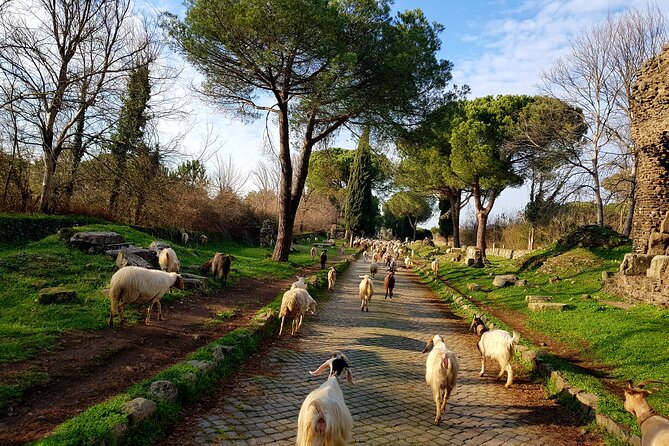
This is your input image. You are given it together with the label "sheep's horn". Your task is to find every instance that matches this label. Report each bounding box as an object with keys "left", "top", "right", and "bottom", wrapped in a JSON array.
[
  {"left": 468, "top": 317, "right": 478, "bottom": 332},
  {"left": 309, "top": 358, "right": 334, "bottom": 376}
]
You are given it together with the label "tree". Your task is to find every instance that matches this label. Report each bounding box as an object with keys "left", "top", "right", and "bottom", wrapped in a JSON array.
[
  {"left": 344, "top": 129, "right": 375, "bottom": 237},
  {"left": 449, "top": 95, "right": 531, "bottom": 256},
  {"left": 0, "top": 0, "right": 148, "bottom": 212},
  {"left": 163, "top": 0, "right": 451, "bottom": 261},
  {"left": 385, "top": 192, "right": 432, "bottom": 241},
  {"left": 177, "top": 159, "right": 208, "bottom": 187}
]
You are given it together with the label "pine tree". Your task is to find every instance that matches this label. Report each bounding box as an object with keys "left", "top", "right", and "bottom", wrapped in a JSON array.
[{"left": 345, "top": 129, "right": 374, "bottom": 237}]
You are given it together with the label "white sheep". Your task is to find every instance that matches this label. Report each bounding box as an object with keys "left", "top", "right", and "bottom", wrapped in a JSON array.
[
  {"left": 278, "top": 288, "right": 316, "bottom": 337},
  {"left": 362, "top": 251, "right": 369, "bottom": 262},
  {"left": 291, "top": 275, "right": 308, "bottom": 290},
  {"left": 421, "top": 334, "right": 459, "bottom": 425},
  {"left": 358, "top": 274, "right": 374, "bottom": 312},
  {"left": 469, "top": 315, "right": 519, "bottom": 388},
  {"left": 310, "top": 246, "right": 317, "bottom": 258},
  {"left": 181, "top": 231, "right": 189, "bottom": 245},
  {"left": 431, "top": 259, "right": 439, "bottom": 275},
  {"left": 297, "top": 353, "right": 354, "bottom": 446},
  {"left": 624, "top": 380, "right": 669, "bottom": 446},
  {"left": 327, "top": 267, "right": 337, "bottom": 291},
  {"left": 108, "top": 266, "right": 184, "bottom": 327},
  {"left": 158, "top": 247, "right": 180, "bottom": 273},
  {"left": 369, "top": 262, "right": 378, "bottom": 279},
  {"left": 404, "top": 256, "right": 413, "bottom": 269}
]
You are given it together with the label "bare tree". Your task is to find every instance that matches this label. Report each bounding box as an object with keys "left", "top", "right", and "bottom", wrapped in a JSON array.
[
  {"left": 0, "top": 0, "right": 149, "bottom": 212},
  {"left": 251, "top": 159, "right": 281, "bottom": 194},
  {"left": 211, "top": 154, "right": 249, "bottom": 196}
]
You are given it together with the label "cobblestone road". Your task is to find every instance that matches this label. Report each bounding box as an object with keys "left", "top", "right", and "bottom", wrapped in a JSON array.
[{"left": 167, "top": 260, "right": 599, "bottom": 446}]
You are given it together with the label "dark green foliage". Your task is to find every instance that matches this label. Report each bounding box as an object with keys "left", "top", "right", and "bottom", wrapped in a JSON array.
[
  {"left": 556, "top": 225, "right": 630, "bottom": 251},
  {"left": 384, "top": 192, "right": 432, "bottom": 240},
  {"left": 438, "top": 198, "right": 453, "bottom": 237},
  {"left": 344, "top": 130, "right": 375, "bottom": 236}
]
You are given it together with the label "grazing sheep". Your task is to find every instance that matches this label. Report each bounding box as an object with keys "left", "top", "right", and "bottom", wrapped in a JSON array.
[
  {"left": 198, "top": 234, "right": 208, "bottom": 245},
  {"left": 291, "top": 275, "right": 308, "bottom": 290},
  {"left": 384, "top": 270, "right": 395, "bottom": 300},
  {"left": 362, "top": 251, "right": 369, "bottom": 262},
  {"left": 469, "top": 315, "right": 519, "bottom": 388},
  {"left": 297, "top": 353, "right": 354, "bottom": 446},
  {"left": 108, "top": 266, "right": 184, "bottom": 327},
  {"left": 431, "top": 259, "right": 439, "bottom": 275},
  {"left": 320, "top": 250, "right": 328, "bottom": 269},
  {"left": 310, "top": 246, "right": 317, "bottom": 258},
  {"left": 624, "top": 380, "right": 669, "bottom": 446},
  {"left": 212, "top": 253, "right": 234, "bottom": 287},
  {"left": 181, "top": 231, "right": 189, "bottom": 246},
  {"left": 358, "top": 274, "right": 374, "bottom": 312},
  {"left": 158, "top": 247, "right": 180, "bottom": 272},
  {"left": 421, "top": 334, "right": 459, "bottom": 425},
  {"left": 369, "top": 262, "right": 378, "bottom": 279},
  {"left": 279, "top": 288, "right": 317, "bottom": 337},
  {"left": 328, "top": 267, "right": 337, "bottom": 291}
]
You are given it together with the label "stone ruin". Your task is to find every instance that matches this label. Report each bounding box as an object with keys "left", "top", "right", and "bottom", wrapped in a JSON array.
[
  {"left": 606, "top": 45, "right": 669, "bottom": 307},
  {"left": 259, "top": 219, "right": 275, "bottom": 247}
]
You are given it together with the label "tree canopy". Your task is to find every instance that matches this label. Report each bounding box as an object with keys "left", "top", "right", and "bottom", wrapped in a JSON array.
[{"left": 385, "top": 191, "right": 432, "bottom": 241}]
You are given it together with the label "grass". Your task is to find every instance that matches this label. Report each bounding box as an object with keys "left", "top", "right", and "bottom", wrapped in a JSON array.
[
  {"left": 0, "top": 219, "right": 342, "bottom": 412},
  {"left": 411, "top": 241, "right": 669, "bottom": 438}
]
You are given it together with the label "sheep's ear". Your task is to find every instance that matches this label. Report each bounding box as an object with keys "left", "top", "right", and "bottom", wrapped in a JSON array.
[
  {"left": 345, "top": 368, "right": 354, "bottom": 385},
  {"left": 309, "top": 358, "right": 334, "bottom": 376}
]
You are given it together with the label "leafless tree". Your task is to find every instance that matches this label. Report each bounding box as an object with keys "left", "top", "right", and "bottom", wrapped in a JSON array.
[
  {"left": 0, "top": 0, "right": 150, "bottom": 212},
  {"left": 211, "top": 154, "right": 249, "bottom": 196},
  {"left": 251, "top": 159, "right": 281, "bottom": 194}
]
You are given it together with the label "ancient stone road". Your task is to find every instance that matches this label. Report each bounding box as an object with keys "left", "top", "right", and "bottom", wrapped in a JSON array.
[{"left": 166, "top": 260, "right": 599, "bottom": 445}]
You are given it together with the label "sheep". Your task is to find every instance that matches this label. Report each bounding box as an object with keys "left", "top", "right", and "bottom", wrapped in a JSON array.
[
  {"left": 328, "top": 267, "right": 337, "bottom": 291},
  {"left": 320, "top": 250, "right": 328, "bottom": 269},
  {"left": 181, "top": 231, "right": 189, "bottom": 246},
  {"left": 279, "top": 288, "right": 317, "bottom": 337},
  {"left": 384, "top": 270, "right": 395, "bottom": 300},
  {"left": 198, "top": 234, "right": 208, "bottom": 245},
  {"left": 297, "top": 353, "right": 354, "bottom": 446},
  {"left": 404, "top": 256, "right": 413, "bottom": 269},
  {"left": 389, "top": 257, "right": 397, "bottom": 271},
  {"left": 469, "top": 315, "right": 519, "bottom": 388},
  {"left": 291, "top": 275, "right": 308, "bottom": 290},
  {"left": 421, "top": 334, "right": 459, "bottom": 425},
  {"left": 108, "top": 266, "right": 184, "bottom": 327},
  {"left": 624, "top": 380, "right": 669, "bottom": 446},
  {"left": 212, "top": 253, "right": 234, "bottom": 287},
  {"left": 358, "top": 274, "right": 374, "bottom": 312},
  {"left": 158, "top": 247, "right": 180, "bottom": 272},
  {"left": 369, "top": 262, "right": 378, "bottom": 279},
  {"left": 431, "top": 259, "right": 439, "bottom": 275},
  {"left": 362, "top": 251, "right": 369, "bottom": 262},
  {"left": 310, "top": 246, "right": 317, "bottom": 259}
]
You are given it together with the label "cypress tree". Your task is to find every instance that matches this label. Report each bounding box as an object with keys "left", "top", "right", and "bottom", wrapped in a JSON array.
[{"left": 345, "top": 129, "right": 374, "bottom": 236}]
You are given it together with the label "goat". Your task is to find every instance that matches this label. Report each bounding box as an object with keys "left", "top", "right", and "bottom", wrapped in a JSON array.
[
  {"left": 469, "top": 315, "right": 519, "bottom": 388},
  {"left": 279, "top": 288, "right": 316, "bottom": 337},
  {"left": 422, "top": 334, "right": 459, "bottom": 425},
  {"left": 362, "top": 251, "right": 369, "bottom": 262},
  {"left": 158, "top": 247, "right": 180, "bottom": 273},
  {"left": 108, "top": 266, "right": 184, "bottom": 327},
  {"left": 202, "top": 253, "right": 235, "bottom": 287},
  {"left": 198, "top": 234, "right": 208, "bottom": 245},
  {"left": 384, "top": 270, "right": 395, "bottom": 300},
  {"left": 181, "top": 231, "right": 189, "bottom": 246},
  {"left": 297, "top": 353, "right": 354, "bottom": 446},
  {"left": 369, "top": 262, "right": 378, "bottom": 279},
  {"left": 624, "top": 380, "right": 669, "bottom": 446},
  {"left": 358, "top": 274, "right": 374, "bottom": 312},
  {"left": 431, "top": 259, "right": 439, "bottom": 275},
  {"left": 320, "top": 250, "right": 328, "bottom": 270},
  {"left": 327, "top": 266, "right": 337, "bottom": 291},
  {"left": 310, "top": 246, "right": 317, "bottom": 259}
]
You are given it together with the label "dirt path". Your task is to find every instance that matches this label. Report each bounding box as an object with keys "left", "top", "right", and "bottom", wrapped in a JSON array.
[{"left": 160, "top": 260, "right": 602, "bottom": 445}]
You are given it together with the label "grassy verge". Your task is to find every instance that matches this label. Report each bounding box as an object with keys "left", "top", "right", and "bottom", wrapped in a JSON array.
[
  {"left": 410, "top": 241, "right": 667, "bottom": 440},
  {"left": 31, "top": 257, "right": 353, "bottom": 446}
]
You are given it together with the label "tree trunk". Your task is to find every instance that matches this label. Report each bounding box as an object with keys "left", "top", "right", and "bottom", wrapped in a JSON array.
[
  {"left": 272, "top": 105, "right": 293, "bottom": 262},
  {"left": 63, "top": 108, "right": 87, "bottom": 211},
  {"left": 450, "top": 190, "right": 462, "bottom": 248},
  {"left": 476, "top": 210, "right": 489, "bottom": 257},
  {"left": 38, "top": 148, "right": 57, "bottom": 213},
  {"left": 593, "top": 173, "right": 604, "bottom": 226},
  {"left": 528, "top": 225, "right": 535, "bottom": 251},
  {"left": 622, "top": 158, "right": 637, "bottom": 237}
]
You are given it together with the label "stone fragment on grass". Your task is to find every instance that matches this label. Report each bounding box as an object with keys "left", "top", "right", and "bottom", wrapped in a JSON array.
[
  {"left": 149, "top": 380, "right": 178, "bottom": 402},
  {"left": 467, "top": 283, "right": 480, "bottom": 291},
  {"left": 211, "top": 345, "right": 227, "bottom": 362},
  {"left": 525, "top": 295, "right": 552, "bottom": 303},
  {"left": 122, "top": 397, "right": 156, "bottom": 423},
  {"left": 515, "top": 279, "right": 529, "bottom": 286},
  {"left": 187, "top": 360, "right": 215, "bottom": 373},
  {"left": 620, "top": 253, "right": 655, "bottom": 276},
  {"left": 528, "top": 302, "right": 567, "bottom": 311},
  {"left": 492, "top": 275, "right": 517, "bottom": 287},
  {"left": 37, "top": 287, "right": 78, "bottom": 304}
]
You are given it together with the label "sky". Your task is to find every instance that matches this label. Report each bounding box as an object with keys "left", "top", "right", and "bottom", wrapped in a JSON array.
[{"left": 145, "top": 0, "right": 669, "bottom": 228}]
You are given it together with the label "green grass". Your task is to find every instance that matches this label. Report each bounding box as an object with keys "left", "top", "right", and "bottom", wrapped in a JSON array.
[{"left": 412, "top": 241, "right": 669, "bottom": 436}]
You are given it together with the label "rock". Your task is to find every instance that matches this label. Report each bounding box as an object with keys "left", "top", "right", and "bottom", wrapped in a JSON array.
[
  {"left": 581, "top": 294, "right": 592, "bottom": 299},
  {"left": 525, "top": 295, "right": 552, "bottom": 303},
  {"left": 148, "top": 241, "right": 170, "bottom": 251},
  {"left": 464, "top": 246, "right": 483, "bottom": 267},
  {"left": 493, "top": 275, "right": 517, "bottom": 287},
  {"left": 37, "top": 287, "right": 78, "bottom": 304},
  {"left": 148, "top": 380, "right": 178, "bottom": 402},
  {"left": 57, "top": 227, "right": 76, "bottom": 242},
  {"left": 528, "top": 302, "right": 567, "bottom": 311},
  {"left": 576, "top": 392, "right": 599, "bottom": 411},
  {"left": 620, "top": 253, "right": 655, "bottom": 276},
  {"left": 515, "top": 279, "right": 529, "bottom": 287},
  {"left": 109, "top": 422, "right": 128, "bottom": 443},
  {"left": 187, "top": 360, "right": 215, "bottom": 373},
  {"left": 182, "top": 278, "right": 206, "bottom": 291},
  {"left": 122, "top": 397, "right": 156, "bottom": 423},
  {"left": 660, "top": 211, "right": 669, "bottom": 234},
  {"left": 467, "top": 283, "right": 480, "bottom": 291},
  {"left": 647, "top": 231, "right": 669, "bottom": 255},
  {"left": 521, "top": 349, "right": 538, "bottom": 367},
  {"left": 115, "top": 250, "right": 153, "bottom": 269},
  {"left": 646, "top": 255, "right": 669, "bottom": 280},
  {"left": 602, "top": 271, "right": 613, "bottom": 281},
  {"left": 69, "top": 231, "right": 127, "bottom": 253},
  {"left": 211, "top": 345, "right": 227, "bottom": 362},
  {"left": 181, "top": 373, "right": 198, "bottom": 385}
]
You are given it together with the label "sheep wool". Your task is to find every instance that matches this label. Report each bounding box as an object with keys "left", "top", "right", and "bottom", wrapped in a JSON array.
[
  {"left": 358, "top": 275, "right": 374, "bottom": 312},
  {"left": 327, "top": 267, "right": 337, "bottom": 291},
  {"left": 422, "top": 334, "right": 459, "bottom": 425},
  {"left": 279, "top": 288, "right": 316, "bottom": 337},
  {"left": 108, "top": 266, "right": 184, "bottom": 327},
  {"left": 158, "top": 247, "right": 180, "bottom": 273}
]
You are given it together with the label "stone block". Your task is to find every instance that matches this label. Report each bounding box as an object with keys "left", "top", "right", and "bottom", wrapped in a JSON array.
[
  {"left": 187, "top": 360, "right": 215, "bottom": 373},
  {"left": 647, "top": 231, "right": 669, "bottom": 255},
  {"left": 211, "top": 345, "right": 226, "bottom": 362},
  {"left": 466, "top": 283, "right": 480, "bottom": 291},
  {"left": 620, "top": 253, "right": 655, "bottom": 276},
  {"left": 149, "top": 380, "right": 178, "bottom": 402},
  {"left": 37, "top": 287, "right": 78, "bottom": 304},
  {"left": 492, "top": 275, "right": 517, "bottom": 287},
  {"left": 647, "top": 255, "right": 669, "bottom": 280},
  {"left": 528, "top": 302, "right": 567, "bottom": 311},
  {"left": 602, "top": 271, "right": 613, "bottom": 282},
  {"left": 515, "top": 279, "right": 529, "bottom": 287},
  {"left": 595, "top": 413, "right": 631, "bottom": 442},
  {"left": 661, "top": 210, "right": 669, "bottom": 234},
  {"left": 576, "top": 392, "right": 598, "bottom": 411},
  {"left": 525, "top": 295, "right": 552, "bottom": 303},
  {"left": 122, "top": 397, "right": 156, "bottom": 423}
]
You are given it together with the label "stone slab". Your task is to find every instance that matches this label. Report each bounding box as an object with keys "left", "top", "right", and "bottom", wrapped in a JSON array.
[
  {"left": 525, "top": 295, "right": 552, "bottom": 303},
  {"left": 647, "top": 255, "right": 669, "bottom": 280},
  {"left": 620, "top": 253, "right": 655, "bottom": 276},
  {"left": 528, "top": 302, "right": 567, "bottom": 311}
]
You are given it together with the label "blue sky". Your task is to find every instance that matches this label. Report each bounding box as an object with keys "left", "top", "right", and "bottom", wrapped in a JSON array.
[{"left": 146, "top": 0, "right": 669, "bottom": 227}]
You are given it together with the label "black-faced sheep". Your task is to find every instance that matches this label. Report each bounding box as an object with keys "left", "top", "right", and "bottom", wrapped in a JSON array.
[
  {"left": 108, "top": 266, "right": 184, "bottom": 327},
  {"left": 297, "top": 353, "right": 354, "bottom": 446},
  {"left": 158, "top": 247, "right": 180, "bottom": 272}
]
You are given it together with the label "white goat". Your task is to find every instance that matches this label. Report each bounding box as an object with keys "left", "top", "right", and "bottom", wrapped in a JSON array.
[
  {"left": 421, "top": 334, "right": 459, "bottom": 425},
  {"left": 327, "top": 267, "right": 337, "bottom": 291},
  {"left": 362, "top": 251, "right": 369, "bottom": 262},
  {"left": 404, "top": 256, "right": 413, "bottom": 269},
  {"left": 369, "top": 262, "right": 378, "bottom": 279},
  {"left": 624, "top": 381, "right": 669, "bottom": 446},
  {"left": 291, "top": 275, "right": 308, "bottom": 290},
  {"left": 297, "top": 353, "right": 354, "bottom": 446},
  {"left": 431, "top": 259, "right": 439, "bottom": 275},
  {"left": 181, "top": 231, "right": 189, "bottom": 246},
  {"left": 358, "top": 274, "right": 374, "bottom": 312},
  {"left": 108, "top": 266, "right": 184, "bottom": 327},
  {"left": 310, "top": 246, "right": 317, "bottom": 258},
  {"left": 278, "top": 288, "right": 316, "bottom": 337},
  {"left": 469, "top": 315, "right": 519, "bottom": 388},
  {"left": 158, "top": 247, "right": 180, "bottom": 273}
]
